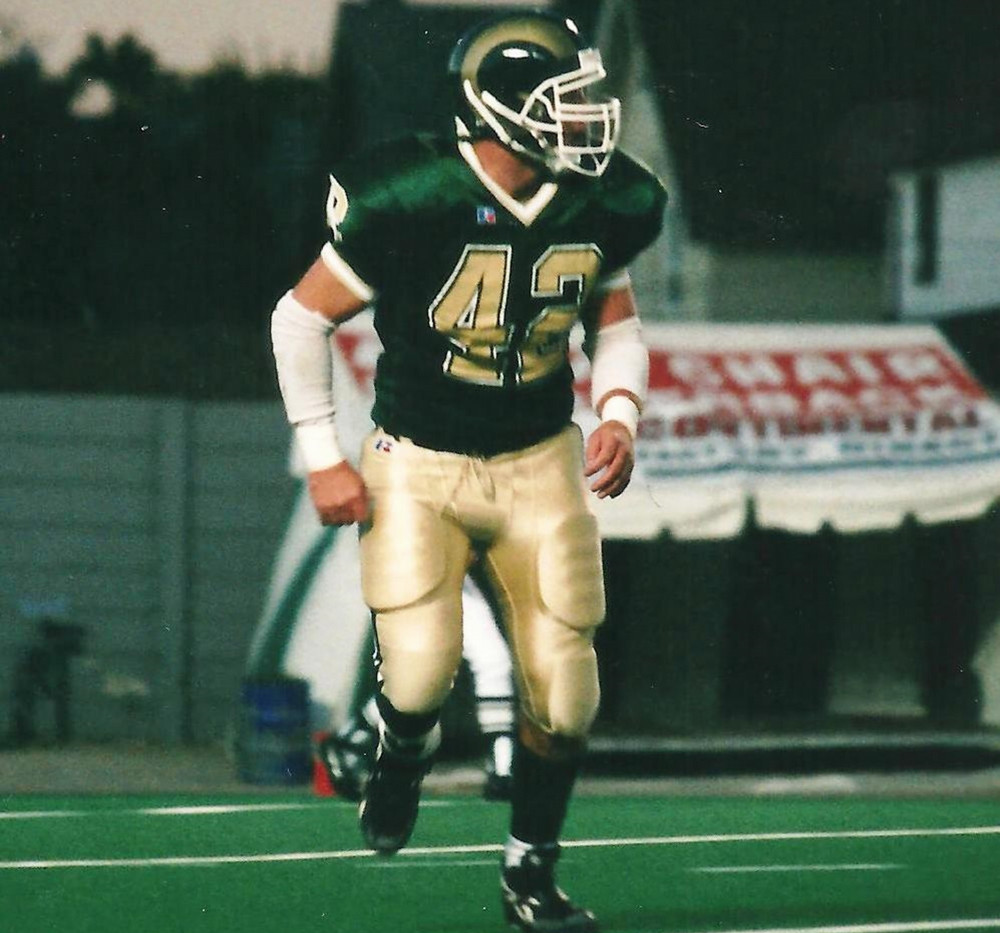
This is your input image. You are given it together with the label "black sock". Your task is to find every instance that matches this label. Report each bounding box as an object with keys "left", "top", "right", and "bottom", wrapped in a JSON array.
[
  {"left": 375, "top": 692, "right": 440, "bottom": 758},
  {"left": 509, "top": 739, "right": 582, "bottom": 846}
]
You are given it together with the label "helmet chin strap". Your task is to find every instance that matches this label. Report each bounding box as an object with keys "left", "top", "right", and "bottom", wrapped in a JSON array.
[
  {"left": 458, "top": 92, "right": 559, "bottom": 177},
  {"left": 462, "top": 82, "right": 572, "bottom": 178}
]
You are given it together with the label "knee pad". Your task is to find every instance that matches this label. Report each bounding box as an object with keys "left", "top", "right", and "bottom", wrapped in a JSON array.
[
  {"left": 518, "top": 714, "right": 588, "bottom": 761},
  {"left": 374, "top": 591, "right": 465, "bottom": 716},
  {"left": 514, "top": 619, "right": 601, "bottom": 740},
  {"left": 542, "top": 632, "right": 601, "bottom": 738}
]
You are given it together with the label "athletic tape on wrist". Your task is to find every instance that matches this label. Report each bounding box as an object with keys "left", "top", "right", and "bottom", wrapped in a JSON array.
[
  {"left": 294, "top": 423, "right": 345, "bottom": 472},
  {"left": 600, "top": 394, "right": 640, "bottom": 438}
]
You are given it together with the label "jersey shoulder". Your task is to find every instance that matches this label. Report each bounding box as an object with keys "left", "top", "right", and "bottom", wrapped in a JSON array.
[
  {"left": 327, "top": 134, "right": 460, "bottom": 215},
  {"left": 582, "top": 152, "right": 667, "bottom": 267},
  {"left": 597, "top": 150, "right": 669, "bottom": 218}
]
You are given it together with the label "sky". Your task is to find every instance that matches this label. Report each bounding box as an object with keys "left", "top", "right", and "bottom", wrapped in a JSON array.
[
  {"left": 0, "top": 0, "right": 544, "bottom": 76},
  {"left": 0, "top": 0, "right": 339, "bottom": 75}
]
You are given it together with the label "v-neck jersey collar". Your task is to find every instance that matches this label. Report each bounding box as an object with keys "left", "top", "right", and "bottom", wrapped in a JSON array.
[{"left": 457, "top": 139, "right": 559, "bottom": 227}]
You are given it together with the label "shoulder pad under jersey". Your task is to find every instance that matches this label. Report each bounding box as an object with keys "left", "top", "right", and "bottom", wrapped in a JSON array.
[
  {"left": 599, "top": 150, "right": 669, "bottom": 218},
  {"left": 326, "top": 134, "right": 454, "bottom": 224}
]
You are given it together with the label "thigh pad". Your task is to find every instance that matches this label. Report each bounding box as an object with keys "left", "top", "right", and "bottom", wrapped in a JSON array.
[
  {"left": 360, "top": 494, "right": 447, "bottom": 611},
  {"left": 537, "top": 512, "right": 605, "bottom": 630}
]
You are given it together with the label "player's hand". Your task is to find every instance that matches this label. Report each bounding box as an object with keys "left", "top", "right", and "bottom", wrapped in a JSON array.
[
  {"left": 307, "top": 461, "right": 370, "bottom": 526},
  {"left": 584, "top": 421, "right": 635, "bottom": 499}
]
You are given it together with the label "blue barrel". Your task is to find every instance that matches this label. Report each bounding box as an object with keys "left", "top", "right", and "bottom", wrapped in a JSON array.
[{"left": 237, "top": 677, "right": 312, "bottom": 785}]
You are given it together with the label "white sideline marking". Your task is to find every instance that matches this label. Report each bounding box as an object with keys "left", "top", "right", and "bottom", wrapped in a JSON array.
[
  {"left": 0, "top": 851, "right": 374, "bottom": 869},
  {"left": 0, "top": 800, "right": 452, "bottom": 820},
  {"left": 0, "top": 803, "right": 332, "bottom": 820},
  {"left": 138, "top": 801, "right": 456, "bottom": 815},
  {"left": 138, "top": 804, "right": 326, "bottom": 816},
  {"left": 559, "top": 825, "right": 1000, "bottom": 848},
  {"left": 690, "top": 863, "right": 903, "bottom": 873},
  {"left": 1, "top": 824, "right": 999, "bottom": 870},
  {"left": 0, "top": 811, "right": 89, "bottom": 820},
  {"left": 671, "top": 920, "right": 1000, "bottom": 933},
  {"left": 357, "top": 858, "right": 497, "bottom": 869}
]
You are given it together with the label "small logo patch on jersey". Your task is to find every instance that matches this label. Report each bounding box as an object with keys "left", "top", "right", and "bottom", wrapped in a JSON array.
[
  {"left": 476, "top": 205, "right": 497, "bottom": 225},
  {"left": 374, "top": 437, "right": 394, "bottom": 454}
]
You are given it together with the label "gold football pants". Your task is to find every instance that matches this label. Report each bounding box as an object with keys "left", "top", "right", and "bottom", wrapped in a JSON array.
[{"left": 358, "top": 424, "right": 604, "bottom": 740}]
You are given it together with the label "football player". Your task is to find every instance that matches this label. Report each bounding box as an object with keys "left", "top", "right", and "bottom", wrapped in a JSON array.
[{"left": 270, "top": 11, "right": 665, "bottom": 932}]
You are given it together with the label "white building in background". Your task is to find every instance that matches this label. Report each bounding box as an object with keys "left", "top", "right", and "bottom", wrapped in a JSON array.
[{"left": 891, "top": 156, "right": 1000, "bottom": 321}]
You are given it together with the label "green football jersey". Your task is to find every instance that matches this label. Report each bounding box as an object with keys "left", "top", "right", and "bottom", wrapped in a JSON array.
[{"left": 325, "top": 134, "right": 666, "bottom": 456}]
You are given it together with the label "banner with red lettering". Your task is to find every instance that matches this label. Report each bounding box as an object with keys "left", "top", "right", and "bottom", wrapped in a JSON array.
[
  {"left": 578, "top": 324, "right": 1000, "bottom": 538},
  {"left": 333, "top": 318, "right": 1000, "bottom": 540}
]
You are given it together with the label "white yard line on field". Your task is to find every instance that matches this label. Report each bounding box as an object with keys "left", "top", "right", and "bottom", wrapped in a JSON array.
[
  {"left": 669, "top": 920, "right": 1000, "bottom": 933},
  {"left": 0, "top": 811, "right": 90, "bottom": 820},
  {"left": 1, "top": 824, "right": 999, "bottom": 870},
  {"left": 138, "top": 803, "right": 328, "bottom": 815},
  {"left": 559, "top": 826, "right": 1000, "bottom": 848},
  {"left": 689, "top": 863, "right": 903, "bottom": 873},
  {"left": 356, "top": 858, "right": 498, "bottom": 868},
  {"left": 0, "top": 800, "right": 460, "bottom": 820}
]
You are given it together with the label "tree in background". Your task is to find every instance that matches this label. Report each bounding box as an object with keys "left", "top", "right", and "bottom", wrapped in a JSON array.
[{"left": 1, "top": 33, "right": 332, "bottom": 398}]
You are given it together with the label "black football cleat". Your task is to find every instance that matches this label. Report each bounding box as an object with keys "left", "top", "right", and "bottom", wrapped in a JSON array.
[
  {"left": 358, "top": 745, "right": 431, "bottom": 855},
  {"left": 317, "top": 719, "right": 377, "bottom": 802},
  {"left": 501, "top": 847, "right": 598, "bottom": 932}
]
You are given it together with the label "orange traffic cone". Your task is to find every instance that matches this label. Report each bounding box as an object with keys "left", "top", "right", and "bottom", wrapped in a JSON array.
[{"left": 312, "top": 732, "right": 335, "bottom": 797}]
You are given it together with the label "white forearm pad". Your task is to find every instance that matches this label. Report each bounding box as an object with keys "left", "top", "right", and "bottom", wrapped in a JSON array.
[
  {"left": 270, "top": 290, "right": 344, "bottom": 471},
  {"left": 589, "top": 315, "right": 649, "bottom": 428}
]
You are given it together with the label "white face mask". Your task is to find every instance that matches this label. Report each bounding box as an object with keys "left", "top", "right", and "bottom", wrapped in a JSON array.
[{"left": 466, "top": 48, "right": 622, "bottom": 178}]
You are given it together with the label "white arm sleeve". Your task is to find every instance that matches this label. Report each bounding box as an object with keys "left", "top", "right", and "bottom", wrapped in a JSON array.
[
  {"left": 587, "top": 314, "right": 649, "bottom": 438},
  {"left": 270, "top": 290, "right": 344, "bottom": 471}
]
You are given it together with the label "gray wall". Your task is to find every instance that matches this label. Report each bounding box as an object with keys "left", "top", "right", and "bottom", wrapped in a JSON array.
[
  {"left": 706, "top": 250, "right": 889, "bottom": 325},
  {"left": 0, "top": 394, "right": 295, "bottom": 746}
]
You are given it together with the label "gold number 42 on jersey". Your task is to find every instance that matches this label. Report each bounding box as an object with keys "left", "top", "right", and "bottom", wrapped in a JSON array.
[{"left": 428, "top": 244, "right": 602, "bottom": 386}]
